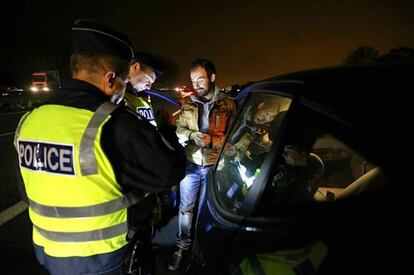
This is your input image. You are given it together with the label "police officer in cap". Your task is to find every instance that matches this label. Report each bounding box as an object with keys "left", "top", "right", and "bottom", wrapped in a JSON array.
[
  {"left": 15, "top": 19, "right": 185, "bottom": 275},
  {"left": 125, "top": 51, "right": 164, "bottom": 126}
]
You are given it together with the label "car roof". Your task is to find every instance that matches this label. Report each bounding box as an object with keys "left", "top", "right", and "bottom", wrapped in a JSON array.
[
  {"left": 237, "top": 64, "right": 413, "bottom": 177},
  {"left": 244, "top": 65, "right": 409, "bottom": 114}
]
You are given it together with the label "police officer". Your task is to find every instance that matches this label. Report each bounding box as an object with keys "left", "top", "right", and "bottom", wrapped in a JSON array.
[
  {"left": 15, "top": 19, "right": 185, "bottom": 275},
  {"left": 124, "top": 51, "right": 163, "bottom": 126}
]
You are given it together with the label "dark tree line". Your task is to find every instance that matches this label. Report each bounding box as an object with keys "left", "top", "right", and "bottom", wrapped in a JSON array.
[
  {"left": 226, "top": 46, "right": 414, "bottom": 95},
  {"left": 342, "top": 46, "right": 414, "bottom": 66}
]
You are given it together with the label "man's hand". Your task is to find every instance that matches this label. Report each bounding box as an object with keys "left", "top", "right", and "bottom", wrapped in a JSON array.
[{"left": 190, "top": 131, "right": 211, "bottom": 148}]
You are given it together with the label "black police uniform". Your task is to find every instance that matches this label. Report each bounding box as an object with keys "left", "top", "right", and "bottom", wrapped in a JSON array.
[
  {"left": 17, "top": 19, "right": 186, "bottom": 275},
  {"left": 37, "top": 79, "right": 186, "bottom": 274}
]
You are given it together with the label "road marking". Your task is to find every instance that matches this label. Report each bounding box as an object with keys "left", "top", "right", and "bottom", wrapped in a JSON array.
[
  {"left": 0, "top": 201, "right": 28, "bottom": 226},
  {"left": 0, "top": 131, "right": 15, "bottom": 137},
  {"left": 0, "top": 111, "right": 26, "bottom": 116}
]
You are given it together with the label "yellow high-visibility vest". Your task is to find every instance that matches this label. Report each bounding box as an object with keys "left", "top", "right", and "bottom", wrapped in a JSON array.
[
  {"left": 124, "top": 92, "right": 157, "bottom": 126},
  {"left": 15, "top": 102, "right": 146, "bottom": 257},
  {"left": 235, "top": 241, "right": 327, "bottom": 275}
]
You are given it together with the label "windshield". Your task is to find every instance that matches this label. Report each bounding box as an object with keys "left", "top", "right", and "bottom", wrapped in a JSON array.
[
  {"left": 32, "top": 75, "right": 46, "bottom": 82},
  {"left": 214, "top": 92, "right": 292, "bottom": 215}
]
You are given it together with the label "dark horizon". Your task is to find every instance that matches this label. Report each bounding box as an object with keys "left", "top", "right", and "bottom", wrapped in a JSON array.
[{"left": 2, "top": 0, "right": 414, "bottom": 87}]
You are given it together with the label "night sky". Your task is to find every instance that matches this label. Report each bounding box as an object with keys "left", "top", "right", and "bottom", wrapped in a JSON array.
[{"left": 2, "top": 0, "right": 414, "bottom": 87}]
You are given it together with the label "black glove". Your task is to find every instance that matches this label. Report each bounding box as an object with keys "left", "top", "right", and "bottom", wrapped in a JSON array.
[{"left": 158, "top": 125, "right": 178, "bottom": 146}]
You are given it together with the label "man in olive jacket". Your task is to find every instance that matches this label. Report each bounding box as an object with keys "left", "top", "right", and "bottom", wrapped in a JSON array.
[{"left": 168, "top": 59, "right": 237, "bottom": 271}]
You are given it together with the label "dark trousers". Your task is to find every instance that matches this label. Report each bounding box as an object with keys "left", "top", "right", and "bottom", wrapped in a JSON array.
[{"left": 34, "top": 243, "right": 128, "bottom": 275}]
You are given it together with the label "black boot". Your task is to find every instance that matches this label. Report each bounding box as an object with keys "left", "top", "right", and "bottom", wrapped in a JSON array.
[{"left": 167, "top": 248, "right": 189, "bottom": 271}]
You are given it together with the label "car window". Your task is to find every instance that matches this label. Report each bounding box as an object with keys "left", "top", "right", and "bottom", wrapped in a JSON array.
[
  {"left": 312, "top": 134, "right": 385, "bottom": 201},
  {"left": 257, "top": 130, "right": 387, "bottom": 215},
  {"left": 214, "top": 93, "right": 292, "bottom": 214}
]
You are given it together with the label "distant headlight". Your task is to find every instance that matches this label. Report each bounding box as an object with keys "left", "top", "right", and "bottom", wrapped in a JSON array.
[
  {"left": 42, "top": 87, "right": 49, "bottom": 91},
  {"left": 31, "top": 87, "right": 38, "bottom": 92}
]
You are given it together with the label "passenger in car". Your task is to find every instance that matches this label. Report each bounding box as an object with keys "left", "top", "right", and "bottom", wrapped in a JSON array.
[
  {"left": 271, "top": 144, "right": 325, "bottom": 203},
  {"left": 229, "top": 103, "right": 285, "bottom": 164},
  {"left": 221, "top": 107, "right": 288, "bottom": 210}
]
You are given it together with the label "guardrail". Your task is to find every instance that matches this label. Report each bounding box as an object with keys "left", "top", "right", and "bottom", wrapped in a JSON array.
[{"left": 0, "top": 91, "right": 55, "bottom": 112}]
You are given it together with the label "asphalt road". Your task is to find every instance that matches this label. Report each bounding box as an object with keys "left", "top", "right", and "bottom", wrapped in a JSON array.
[
  {"left": 0, "top": 205, "right": 181, "bottom": 275},
  {"left": 0, "top": 111, "right": 26, "bottom": 210},
  {"left": 0, "top": 110, "right": 49, "bottom": 274}
]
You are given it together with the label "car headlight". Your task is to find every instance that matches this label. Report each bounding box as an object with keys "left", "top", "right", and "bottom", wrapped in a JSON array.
[
  {"left": 42, "top": 87, "right": 49, "bottom": 91},
  {"left": 31, "top": 87, "right": 38, "bottom": 92}
]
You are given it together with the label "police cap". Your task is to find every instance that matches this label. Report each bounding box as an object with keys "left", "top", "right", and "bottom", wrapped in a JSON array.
[
  {"left": 72, "top": 19, "right": 134, "bottom": 63},
  {"left": 133, "top": 51, "right": 164, "bottom": 77}
]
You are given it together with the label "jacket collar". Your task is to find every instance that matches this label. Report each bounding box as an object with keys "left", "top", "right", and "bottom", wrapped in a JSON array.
[
  {"left": 125, "top": 82, "right": 140, "bottom": 96},
  {"left": 190, "top": 85, "right": 222, "bottom": 105}
]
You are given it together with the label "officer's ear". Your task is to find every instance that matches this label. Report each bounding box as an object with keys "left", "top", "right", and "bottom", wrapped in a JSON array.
[
  {"left": 131, "top": 62, "right": 140, "bottom": 73},
  {"left": 105, "top": 72, "right": 116, "bottom": 88}
]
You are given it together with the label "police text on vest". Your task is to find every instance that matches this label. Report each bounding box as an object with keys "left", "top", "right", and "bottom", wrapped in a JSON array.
[{"left": 18, "top": 140, "right": 75, "bottom": 176}]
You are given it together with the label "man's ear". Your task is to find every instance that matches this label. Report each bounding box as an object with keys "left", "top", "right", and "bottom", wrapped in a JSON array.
[
  {"left": 129, "top": 62, "right": 140, "bottom": 74},
  {"left": 210, "top": 73, "right": 216, "bottom": 83}
]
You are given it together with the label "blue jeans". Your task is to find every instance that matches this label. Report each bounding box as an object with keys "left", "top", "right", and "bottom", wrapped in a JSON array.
[{"left": 176, "top": 163, "right": 212, "bottom": 251}]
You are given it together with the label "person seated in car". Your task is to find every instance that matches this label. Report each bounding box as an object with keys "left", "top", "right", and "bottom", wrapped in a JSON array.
[
  {"left": 228, "top": 142, "right": 327, "bottom": 275},
  {"left": 227, "top": 102, "right": 286, "bottom": 167},
  {"left": 271, "top": 143, "right": 324, "bottom": 203},
  {"left": 221, "top": 105, "right": 287, "bottom": 210}
]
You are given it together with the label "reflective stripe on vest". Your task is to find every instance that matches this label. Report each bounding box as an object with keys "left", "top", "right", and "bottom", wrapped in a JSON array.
[
  {"left": 29, "top": 191, "right": 150, "bottom": 218},
  {"left": 34, "top": 222, "right": 128, "bottom": 242},
  {"left": 80, "top": 101, "right": 118, "bottom": 175}
]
